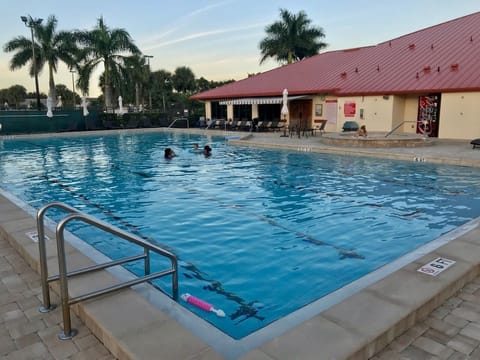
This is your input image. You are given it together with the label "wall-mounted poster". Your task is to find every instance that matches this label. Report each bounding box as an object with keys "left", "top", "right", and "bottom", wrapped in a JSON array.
[
  {"left": 315, "top": 104, "right": 323, "bottom": 116},
  {"left": 344, "top": 101, "right": 356, "bottom": 117}
]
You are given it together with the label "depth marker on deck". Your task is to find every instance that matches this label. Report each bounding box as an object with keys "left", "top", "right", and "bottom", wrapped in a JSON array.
[{"left": 417, "top": 257, "right": 455, "bottom": 276}]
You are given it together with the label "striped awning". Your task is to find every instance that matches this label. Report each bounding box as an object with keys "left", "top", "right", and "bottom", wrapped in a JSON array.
[{"left": 219, "top": 96, "right": 306, "bottom": 105}]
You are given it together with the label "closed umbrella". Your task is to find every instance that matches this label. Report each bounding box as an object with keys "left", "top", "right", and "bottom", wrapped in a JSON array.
[
  {"left": 46, "top": 96, "right": 54, "bottom": 118},
  {"left": 280, "top": 88, "right": 289, "bottom": 137},
  {"left": 81, "top": 96, "right": 89, "bottom": 117},
  {"left": 281, "top": 88, "right": 288, "bottom": 119}
]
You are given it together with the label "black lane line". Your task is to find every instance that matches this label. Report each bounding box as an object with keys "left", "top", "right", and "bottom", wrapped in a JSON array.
[
  {"left": 39, "top": 171, "right": 262, "bottom": 323},
  {"left": 19, "top": 139, "right": 466, "bottom": 325}
]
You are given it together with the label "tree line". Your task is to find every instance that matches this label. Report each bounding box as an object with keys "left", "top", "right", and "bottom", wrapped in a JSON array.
[{"left": 2, "top": 9, "right": 326, "bottom": 113}]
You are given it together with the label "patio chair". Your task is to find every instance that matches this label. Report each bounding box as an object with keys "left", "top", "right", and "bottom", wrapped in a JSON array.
[
  {"left": 470, "top": 139, "right": 480, "bottom": 149},
  {"left": 271, "top": 121, "right": 284, "bottom": 132},
  {"left": 215, "top": 119, "right": 226, "bottom": 129},
  {"left": 316, "top": 120, "right": 328, "bottom": 136},
  {"left": 258, "top": 121, "right": 270, "bottom": 131},
  {"left": 235, "top": 120, "right": 246, "bottom": 131},
  {"left": 206, "top": 119, "right": 217, "bottom": 129}
]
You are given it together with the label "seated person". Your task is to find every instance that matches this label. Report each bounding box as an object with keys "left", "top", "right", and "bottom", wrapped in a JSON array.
[
  {"left": 164, "top": 148, "right": 176, "bottom": 159},
  {"left": 203, "top": 145, "right": 212, "bottom": 157},
  {"left": 357, "top": 125, "right": 368, "bottom": 137}
]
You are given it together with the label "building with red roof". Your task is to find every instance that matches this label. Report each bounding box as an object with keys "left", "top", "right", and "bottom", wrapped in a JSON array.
[{"left": 191, "top": 12, "right": 480, "bottom": 139}]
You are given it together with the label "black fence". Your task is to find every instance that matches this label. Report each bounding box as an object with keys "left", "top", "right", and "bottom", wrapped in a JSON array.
[{"left": 0, "top": 110, "right": 198, "bottom": 135}]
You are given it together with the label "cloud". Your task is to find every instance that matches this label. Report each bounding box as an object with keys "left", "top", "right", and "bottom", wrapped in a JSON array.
[
  {"left": 140, "top": 0, "right": 238, "bottom": 45},
  {"left": 141, "top": 23, "right": 263, "bottom": 52}
]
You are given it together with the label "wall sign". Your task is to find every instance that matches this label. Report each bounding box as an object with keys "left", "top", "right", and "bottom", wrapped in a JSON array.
[
  {"left": 417, "top": 257, "right": 455, "bottom": 276},
  {"left": 344, "top": 101, "right": 356, "bottom": 117}
]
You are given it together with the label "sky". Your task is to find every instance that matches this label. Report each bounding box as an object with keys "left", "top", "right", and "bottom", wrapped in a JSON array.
[{"left": 1, "top": 0, "right": 479, "bottom": 97}]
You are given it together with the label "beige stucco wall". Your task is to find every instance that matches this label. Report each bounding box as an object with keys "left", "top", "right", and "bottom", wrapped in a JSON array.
[
  {"left": 402, "top": 96, "right": 419, "bottom": 133},
  {"left": 252, "top": 104, "right": 259, "bottom": 119},
  {"left": 205, "top": 101, "right": 212, "bottom": 120},
  {"left": 391, "top": 96, "right": 405, "bottom": 130},
  {"left": 439, "top": 92, "right": 480, "bottom": 139},
  {"left": 202, "top": 91, "right": 480, "bottom": 139},
  {"left": 227, "top": 105, "right": 233, "bottom": 120},
  {"left": 336, "top": 96, "right": 395, "bottom": 132}
]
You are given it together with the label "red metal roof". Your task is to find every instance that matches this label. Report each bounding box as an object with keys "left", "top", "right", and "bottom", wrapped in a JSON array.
[{"left": 192, "top": 12, "right": 480, "bottom": 100}]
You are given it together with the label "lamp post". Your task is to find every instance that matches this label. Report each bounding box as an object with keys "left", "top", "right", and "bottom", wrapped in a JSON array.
[
  {"left": 21, "top": 16, "right": 43, "bottom": 111},
  {"left": 144, "top": 55, "right": 153, "bottom": 109},
  {"left": 70, "top": 69, "right": 76, "bottom": 108},
  {"left": 162, "top": 79, "right": 170, "bottom": 113}
]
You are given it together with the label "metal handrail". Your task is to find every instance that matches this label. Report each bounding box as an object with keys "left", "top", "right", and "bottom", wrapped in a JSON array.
[
  {"left": 37, "top": 202, "right": 80, "bottom": 312},
  {"left": 385, "top": 120, "right": 417, "bottom": 137},
  {"left": 168, "top": 117, "right": 189, "bottom": 128},
  {"left": 35, "top": 202, "right": 178, "bottom": 340}
]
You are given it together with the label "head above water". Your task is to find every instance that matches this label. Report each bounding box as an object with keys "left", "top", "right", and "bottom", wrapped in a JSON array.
[
  {"left": 203, "top": 145, "right": 212, "bottom": 156},
  {"left": 164, "top": 148, "right": 175, "bottom": 159}
]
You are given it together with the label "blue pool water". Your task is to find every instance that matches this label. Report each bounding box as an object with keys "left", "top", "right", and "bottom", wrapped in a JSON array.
[{"left": 1, "top": 131, "right": 480, "bottom": 339}]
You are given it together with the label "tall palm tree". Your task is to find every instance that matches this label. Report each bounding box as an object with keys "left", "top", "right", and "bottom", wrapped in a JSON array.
[
  {"left": 172, "top": 66, "right": 196, "bottom": 95},
  {"left": 150, "top": 69, "right": 173, "bottom": 112},
  {"left": 122, "top": 55, "right": 149, "bottom": 108},
  {"left": 75, "top": 17, "right": 141, "bottom": 109},
  {"left": 259, "top": 9, "right": 327, "bottom": 65},
  {"left": 3, "top": 15, "right": 77, "bottom": 103}
]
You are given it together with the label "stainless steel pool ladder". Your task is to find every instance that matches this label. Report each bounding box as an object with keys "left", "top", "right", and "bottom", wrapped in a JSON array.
[{"left": 36, "top": 201, "right": 179, "bottom": 340}]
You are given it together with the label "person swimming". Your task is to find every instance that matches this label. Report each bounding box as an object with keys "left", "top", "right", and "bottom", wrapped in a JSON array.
[
  {"left": 164, "top": 148, "right": 176, "bottom": 159},
  {"left": 192, "top": 143, "right": 200, "bottom": 153},
  {"left": 203, "top": 145, "right": 212, "bottom": 157}
]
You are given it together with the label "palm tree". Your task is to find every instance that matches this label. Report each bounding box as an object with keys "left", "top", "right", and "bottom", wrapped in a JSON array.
[
  {"left": 3, "top": 15, "right": 77, "bottom": 104},
  {"left": 172, "top": 66, "right": 196, "bottom": 95},
  {"left": 150, "top": 70, "right": 173, "bottom": 112},
  {"left": 75, "top": 17, "right": 141, "bottom": 109},
  {"left": 259, "top": 9, "right": 327, "bottom": 65},
  {"left": 122, "top": 55, "right": 150, "bottom": 108}
]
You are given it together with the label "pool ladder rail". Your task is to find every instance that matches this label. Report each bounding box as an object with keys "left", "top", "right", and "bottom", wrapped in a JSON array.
[{"left": 36, "top": 201, "right": 179, "bottom": 340}]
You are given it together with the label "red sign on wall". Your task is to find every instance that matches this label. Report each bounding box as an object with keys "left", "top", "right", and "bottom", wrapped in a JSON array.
[{"left": 344, "top": 102, "right": 356, "bottom": 117}]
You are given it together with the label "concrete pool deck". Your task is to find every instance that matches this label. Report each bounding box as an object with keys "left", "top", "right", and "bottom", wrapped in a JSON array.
[{"left": 2, "top": 128, "right": 480, "bottom": 359}]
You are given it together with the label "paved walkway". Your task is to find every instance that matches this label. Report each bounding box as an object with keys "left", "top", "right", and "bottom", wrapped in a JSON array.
[
  {"left": 0, "top": 234, "right": 115, "bottom": 360},
  {"left": 374, "top": 278, "right": 480, "bottom": 359}
]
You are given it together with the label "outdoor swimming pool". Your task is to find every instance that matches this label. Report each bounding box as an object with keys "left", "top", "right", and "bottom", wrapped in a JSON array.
[{"left": 1, "top": 131, "right": 480, "bottom": 339}]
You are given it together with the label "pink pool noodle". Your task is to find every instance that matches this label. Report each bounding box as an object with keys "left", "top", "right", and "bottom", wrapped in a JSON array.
[
  {"left": 185, "top": 294, "right": 212, "bottom": 311},
  {"left": 181, "top": 293, "right": 225, "bottom": 317}
]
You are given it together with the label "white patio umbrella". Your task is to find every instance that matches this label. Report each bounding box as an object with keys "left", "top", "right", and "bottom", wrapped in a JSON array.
[
  {"left": 280, "top": 88, "right": 289, "bottom": 136},
  {"left": 81, "top": 96, "right": 89, "bottom": 117},
  {"left": 46, "top": 96, "right": 54, "bottom": 118},
  {"left": 281, "top": 88, "right": 289, "bottom": 119}
]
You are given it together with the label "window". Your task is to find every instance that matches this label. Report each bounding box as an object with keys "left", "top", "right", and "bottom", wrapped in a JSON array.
[
  {"left": 210, "top": 101, "right": 227, "bottom": 119},
  {"left": 258, "top": 104, "right": 281, "bottom": 121},
  {"left": 233, "top": 104, "right": 252, "bottom": 119}
]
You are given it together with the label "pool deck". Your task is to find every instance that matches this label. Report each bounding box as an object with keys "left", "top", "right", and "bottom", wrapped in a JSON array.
[{"left": 2, "top": 128, "right": 480, "bottom": 359}]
